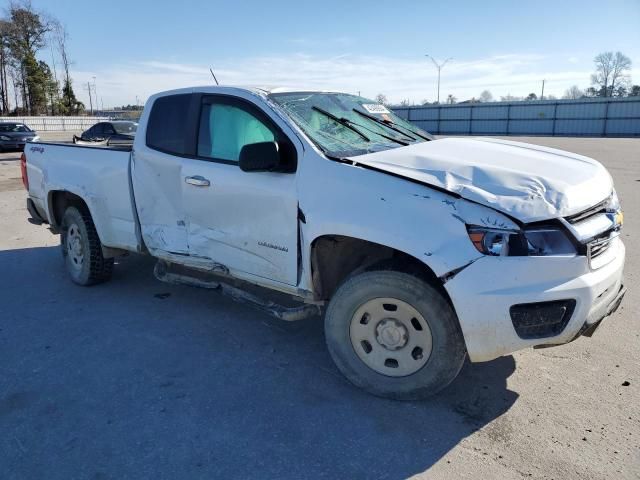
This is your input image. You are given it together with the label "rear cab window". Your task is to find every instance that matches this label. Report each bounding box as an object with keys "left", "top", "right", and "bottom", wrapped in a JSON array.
[{"left": 146, "top": 94, "right": 193, "bottom": 155}]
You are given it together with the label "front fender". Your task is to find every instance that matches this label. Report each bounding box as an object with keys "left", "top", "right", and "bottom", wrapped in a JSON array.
[{"left": 298, "top": 157, "right": 516, "bottom": 286}]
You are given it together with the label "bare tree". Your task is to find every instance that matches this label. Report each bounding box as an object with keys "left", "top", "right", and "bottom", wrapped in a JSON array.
[
  {"left": 0, "top": 20, "right": 11, "bottom": 113},
  {"left": 500, "top": 94, "right": 523, "bottom": 102},
  {"left": 8, "top": 65, "right": 20, "bottom": 111},
  {"left": 562, "top": 85, "right": 584, "bottom": 99},
  {"left": 591, "top": 51, "right": 632, "bottom": 97},
  {"left": 51, "top": 19, "right": 77, "bottom": 113},
  {"left": 445, "top": 94, "right": 456, "bottom": 104},
  {"left": 479, "top": 90, "right": 493, "bottom": 102},
  {"left": 374, "top": 93, "right": 388, "bottom": 105}
]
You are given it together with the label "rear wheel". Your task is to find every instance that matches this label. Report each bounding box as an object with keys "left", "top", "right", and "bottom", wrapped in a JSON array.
[
  {"left": 324, "top": 270, "right": 466, "bottom": 400},
  {"left": 60, "top": 206, "right": 113, "bottom": 285}
]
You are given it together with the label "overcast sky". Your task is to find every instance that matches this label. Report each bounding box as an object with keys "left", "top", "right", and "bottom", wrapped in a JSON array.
[{"left": 31, "top": 0, "right": 640, "bottom": 107}]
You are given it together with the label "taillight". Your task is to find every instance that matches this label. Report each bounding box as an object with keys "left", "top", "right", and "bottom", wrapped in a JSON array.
[{"left": 20, "top": 152, "right": 28, "bottom": 190}]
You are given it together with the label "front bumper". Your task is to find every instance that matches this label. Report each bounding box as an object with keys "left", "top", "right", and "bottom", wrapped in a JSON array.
[
  {"left": 0, "top": 142, "right": 26, "bottom": 150},
  {"left": 0, "top": 138, "right": 38, "bottom": 150},
  {"left": 445, "top": 237, "right": 625, "bottom": 362}
]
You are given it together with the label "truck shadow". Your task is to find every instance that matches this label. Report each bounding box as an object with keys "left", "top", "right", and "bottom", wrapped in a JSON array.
[{"left": 0, "top": 247, "right": 518, "bottom": 480}]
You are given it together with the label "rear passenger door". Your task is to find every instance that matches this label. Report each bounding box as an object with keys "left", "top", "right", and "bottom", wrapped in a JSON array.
[
  {"left": 132, "top": 93, "right": 195, "bottom": 257},
  {"left": 181, "top": 94, "right": 299, "bottom": 286}
]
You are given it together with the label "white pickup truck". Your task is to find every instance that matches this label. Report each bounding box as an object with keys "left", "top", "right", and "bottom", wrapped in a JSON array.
[{"left": 23, "top": 86, "right": 626, "bottom": 399}]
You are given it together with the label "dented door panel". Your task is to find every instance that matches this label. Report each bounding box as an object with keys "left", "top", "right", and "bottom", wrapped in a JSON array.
[
  {"left": 181, "top": 158, "right": 298, "bottom": 285},
  {"left": 132, "top": 149, "right": 189, "bottom": 255}
]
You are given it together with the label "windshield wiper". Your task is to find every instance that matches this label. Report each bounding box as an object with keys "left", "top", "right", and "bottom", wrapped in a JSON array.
[
  {"left": 353, "top": 108, "right": 432, "bottom": 141},
  {"left": 312, "top": 106, "right": 410, "bottom": 146},
  {"left": 312, "top": 106, "right": 370, "bottom": 142}
]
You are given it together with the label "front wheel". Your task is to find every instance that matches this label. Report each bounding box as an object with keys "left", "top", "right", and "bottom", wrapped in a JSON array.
[
  {"left": 324, "top": 270, "right": 466, "bottom": 400},
  {"left": 60, "top": 206, "right": 114, "bottom": 285}
]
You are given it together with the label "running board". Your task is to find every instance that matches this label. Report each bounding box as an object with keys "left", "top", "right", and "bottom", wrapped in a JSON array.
[{"left": 153, "top": 260, "right": 321, "bottom": 322}]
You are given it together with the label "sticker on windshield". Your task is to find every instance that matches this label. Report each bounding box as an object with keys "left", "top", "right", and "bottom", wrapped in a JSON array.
[{"left": 362, "top": 103, "right": 390, "bottom": 114}]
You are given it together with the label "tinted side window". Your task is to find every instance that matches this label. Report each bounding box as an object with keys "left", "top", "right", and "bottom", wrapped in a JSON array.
[
  {"left": 197, "top": 103, "right": 275, "bottom": 163},
  {"left": 146, "top": 94, "right": 192, "bottom": 155},
  {"left": 93, "top": 123, "right": 105, "bottom": 135},
  {"left": 103, "top": 123, "right": 116, "bottom": 135}
]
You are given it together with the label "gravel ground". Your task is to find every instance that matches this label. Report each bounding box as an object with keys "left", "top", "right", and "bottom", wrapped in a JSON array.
[{"left": 0, "top": 134, "right": 638, "bottom": 479}]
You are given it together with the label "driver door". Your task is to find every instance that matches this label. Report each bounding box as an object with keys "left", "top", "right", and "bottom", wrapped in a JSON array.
[{"left": 181, "top": 95, "right": 299, "bottom": 286}]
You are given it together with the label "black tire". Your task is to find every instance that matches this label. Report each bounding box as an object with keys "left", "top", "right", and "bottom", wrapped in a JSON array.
[
  {"left": 325, "top": 270, "right": 467, "bottom": 400},
  {"left": 60, "top": 206, "right": 114, "bottom": 285}
]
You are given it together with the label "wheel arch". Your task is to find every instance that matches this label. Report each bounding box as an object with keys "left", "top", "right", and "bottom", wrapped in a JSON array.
[
  {"left": 47, "top": 190, "right": 104, "bottom": 241},
  {"left": 309, "top": 234, "right": 452, "bottom": 304}
]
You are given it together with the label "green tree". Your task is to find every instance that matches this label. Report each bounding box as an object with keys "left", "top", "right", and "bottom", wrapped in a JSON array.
[
  {"left": 60, "top": 77, "right": 83, "bottom": 114},
  {"left": 38, "top": 60, "right": 59, "bottom": 114},
  {"left": 22, "top": 51, "right": 48, "bottom": 113},
  {"left": 6, "top": 2, "right": 51, "bottom": 114}
]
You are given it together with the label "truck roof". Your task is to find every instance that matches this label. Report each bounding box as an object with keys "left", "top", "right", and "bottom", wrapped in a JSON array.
[{"left": 149, "top": 85, "right": 344, "bottom": 100}]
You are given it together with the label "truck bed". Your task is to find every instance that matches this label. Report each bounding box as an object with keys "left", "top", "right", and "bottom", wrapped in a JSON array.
[{"left": 25, "top": 142, "right": 140, "bottom": 252}]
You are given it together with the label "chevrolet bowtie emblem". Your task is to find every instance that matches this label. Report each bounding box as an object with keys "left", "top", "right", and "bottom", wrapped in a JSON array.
[{"left": 614, "top": 210, "right": 624, "bottom": 227}]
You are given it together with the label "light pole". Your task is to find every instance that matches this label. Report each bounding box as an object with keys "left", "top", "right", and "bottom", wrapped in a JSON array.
[
  {"left": 425, "top": 55, "right": 453, "bottom": 104},
  {"left": 92, "top": 76, "right": 98, "bottom": 114}
]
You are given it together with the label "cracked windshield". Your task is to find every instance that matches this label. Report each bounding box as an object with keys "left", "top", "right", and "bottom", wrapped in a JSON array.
[{"left": 269, "top": 92, "right": 433, "bottom": 158}]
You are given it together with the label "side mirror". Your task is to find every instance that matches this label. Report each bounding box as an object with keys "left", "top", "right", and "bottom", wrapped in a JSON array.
[{"left": 239, "top": 141, "right": 281, "bottom": 172}]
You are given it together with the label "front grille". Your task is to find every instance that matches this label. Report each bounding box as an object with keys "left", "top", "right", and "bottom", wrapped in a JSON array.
[
  {"left": 565, "top": 197, "right": 610, "bottom": 224},
  {"left": 510, "top": 299, "right": 576, "bottom": 339},
  {"left": 588, "top": 235, "right": 615, "bottom": 260}
]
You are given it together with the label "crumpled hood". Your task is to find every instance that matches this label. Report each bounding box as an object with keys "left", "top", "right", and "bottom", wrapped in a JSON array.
[{"left": 348, "top": 137, "right": 613, "bottom": 222}]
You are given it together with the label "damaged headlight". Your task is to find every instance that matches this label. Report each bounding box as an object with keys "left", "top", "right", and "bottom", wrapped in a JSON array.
[
  {"left": 467, "top": 226, "right": 576, "bottom": 257},
  {"left": 606, "top": 190, "right": 623, "bottom": 229}
]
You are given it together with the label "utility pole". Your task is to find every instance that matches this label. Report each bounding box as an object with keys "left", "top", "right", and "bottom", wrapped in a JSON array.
[
  {"left": 87, "top": 81, "right": 93, "bottom": 115},
  {"left": 540, "top": 79, "right": 545, "bottom": 100},
  {"left": 93, "top": 76, "right": 98, "bottom": 114},
  {"left": 425, "top": 55, "right": 453, "bottom": 104}
]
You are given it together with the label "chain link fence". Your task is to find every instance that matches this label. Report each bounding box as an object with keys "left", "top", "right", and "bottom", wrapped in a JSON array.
[{"left": 0, "top": 116, "right": 113, "bottom": 132}]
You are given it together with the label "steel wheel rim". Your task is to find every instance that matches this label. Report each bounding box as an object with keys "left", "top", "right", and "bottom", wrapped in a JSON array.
[
  {"left": 349, "top": 297, "right": 433, "bottom": 377},
  {"left": 66, "top": 223, "right": 84, "bottom": 271}
]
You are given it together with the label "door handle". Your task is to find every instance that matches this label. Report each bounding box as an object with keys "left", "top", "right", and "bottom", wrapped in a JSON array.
[{"left": 185, "top": 175, "right": 211, "bottom": 187}]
